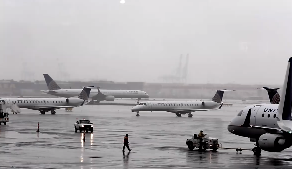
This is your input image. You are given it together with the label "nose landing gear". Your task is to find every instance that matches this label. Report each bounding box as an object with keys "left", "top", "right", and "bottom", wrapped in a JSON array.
[{"left": 136, "top": 111, "right": 140, "bottom": 117}]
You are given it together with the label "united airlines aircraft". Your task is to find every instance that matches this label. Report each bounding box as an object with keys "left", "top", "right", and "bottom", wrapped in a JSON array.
[
  {"left": 131, "top": 89, "right": 233, "bottom": 117},
  {"left": 228, "top": 57, "right": 292, "bottom": 156},
  {"left": 0, "top": 87, "right": 91, "bottom": 114},
  {"left": 42, "top": 74, "right": 149, "bottom": 102}
]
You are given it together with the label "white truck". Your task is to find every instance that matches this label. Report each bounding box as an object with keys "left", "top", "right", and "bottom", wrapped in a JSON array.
[
  {"left": 74, "top": 119, "right": 93, "bottom": 133},
  {"left": 186, "top": 134, "right": 220, "bottom": 151},
  {"left": 0, "top": 103, "right": 9, "bottom": 125}
]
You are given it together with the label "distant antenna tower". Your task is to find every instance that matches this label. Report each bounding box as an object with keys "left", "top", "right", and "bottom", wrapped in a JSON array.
[
  {"left": 21, "top": 62, "right": 35, "bottom": 81},
  {"left": 182, "top": 54, "right": 189, "bottom": 83},
  {"left": 176, "top": 54, "right": 183, "bottom": 82}
]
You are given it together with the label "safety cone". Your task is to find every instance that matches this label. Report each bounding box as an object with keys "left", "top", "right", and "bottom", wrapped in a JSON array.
[{"left": 36, "top": 122, "right": 40, "bottom": 132}]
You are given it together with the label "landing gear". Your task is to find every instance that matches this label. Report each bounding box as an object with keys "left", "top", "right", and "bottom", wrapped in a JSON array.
[
  {"left": 176, "top": 113, "right": 181, "bottom": 117},
  {"left": 40, "top": 110, "right": 45, "bottom": 114},
  {"left": 136, "top": 112, "right": 140, "bottom": 117},
  {"left": 65, "top": 108, "right": 73, "bottom": 112},
  {"left": 51, "top": 110, "right": 56, "bottom": 115},
  {"left": 252, "top": 141, "right": 261, "bottom": 156},
  {"left": 188, "top": 113, "right": 193, "bottom": 118}
]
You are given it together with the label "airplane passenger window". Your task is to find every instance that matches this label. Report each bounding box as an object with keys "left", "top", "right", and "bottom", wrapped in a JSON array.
[{"left": 237, "top": 110, "right": 243, "bottom": 116}]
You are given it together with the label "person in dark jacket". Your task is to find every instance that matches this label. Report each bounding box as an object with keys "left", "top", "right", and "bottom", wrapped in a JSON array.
[{"left": 123, "top": 134, "right": 131, "bottom": 152}]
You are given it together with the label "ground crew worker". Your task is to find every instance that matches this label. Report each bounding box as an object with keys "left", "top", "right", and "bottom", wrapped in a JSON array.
[
  {"left": 123, "top": 134, "right": 131, "bottom": 152},
  {"left": 198, "top": 130, "right": 205, "bottom": 138}
]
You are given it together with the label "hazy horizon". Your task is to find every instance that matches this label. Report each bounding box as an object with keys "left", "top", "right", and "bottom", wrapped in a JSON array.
[{"left": 1, "top": 0, "right": 292, "bottom": 85}]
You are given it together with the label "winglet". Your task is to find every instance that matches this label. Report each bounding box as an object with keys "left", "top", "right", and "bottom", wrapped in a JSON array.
[
  {"left": 262, "top": 87, "right": 280, "bottom": 104},
  {"left": 78, "top": 87, "right": 91, "bottom": 100},
  {"left": 43, "top": 74, "right": 61, "bottom": 90},
  {"left": 277, "top": 57, "right": 292, "bottom": 132}
]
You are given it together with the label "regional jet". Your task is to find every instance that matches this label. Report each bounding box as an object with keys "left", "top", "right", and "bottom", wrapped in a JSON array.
[
  {"left": 228, "top": 57, "right": 292, "bottom": 156},
  {"left": 42, "top": 74, "right": 149, "bottom": 102},
  {"left": 0, "top": 87, "right": 91, "bottom": 114},
  {"left": 131, "top": 89, "right": 233, "bottom": 117}
]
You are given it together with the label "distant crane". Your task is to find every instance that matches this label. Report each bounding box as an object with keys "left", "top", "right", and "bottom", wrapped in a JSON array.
[
  {"left": 21, "top": 62, "right": 35, "bottom": 81},
  {"left": 159, "top": 54, "right": 189, "bottom": 83}
]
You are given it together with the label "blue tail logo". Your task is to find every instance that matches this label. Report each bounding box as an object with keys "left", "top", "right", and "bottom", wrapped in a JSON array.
[
  {"left": 78, "top": 87, "right": 91, "bottom": 100},
  {"left": 43, "top": 74, "right": 61, "bottom": 90},
  {"left": 212, "top": 90, "right": 225, "bottom": 103},
  {"left": 262, "top": 87, "right": 280, "bottom": 104}
]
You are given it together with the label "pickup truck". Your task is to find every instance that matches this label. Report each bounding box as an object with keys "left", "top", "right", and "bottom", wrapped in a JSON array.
[{"left": 74, "top": 119, "right": 93, "bottom": 133}]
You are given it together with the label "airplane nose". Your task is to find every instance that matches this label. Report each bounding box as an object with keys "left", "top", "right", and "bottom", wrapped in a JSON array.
[{"left": 227, "top": 124, "right": 235, "bottom": 133}]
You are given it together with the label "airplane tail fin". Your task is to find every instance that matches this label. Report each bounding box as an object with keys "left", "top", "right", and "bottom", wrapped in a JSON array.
[
  {"left": 211, "top": 89, "right": 234, "bottom": 103},
  {"left": 43, "top": 74, "right": 61, "bottom": 90},
  {"left": 262, "top": 87, "right": 280, "bottom": 104},
  {"left": 277, "top": 57, "right": 292, "bottom": 132},
  {"left": 78, "top": 87, "right": 91, "bottom": 100},
  {"left": 212, "top": 90, "right": 224, "bottom": 103}
]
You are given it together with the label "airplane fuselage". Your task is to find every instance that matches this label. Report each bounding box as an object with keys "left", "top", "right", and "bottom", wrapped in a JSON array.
[
  {"left": 0, "top": 97, "right": 85, "bottom": 110},
  {"left": 228, "top": 104, "right": 280, "bottom": 139},
  {"left": 42, "top": 89, "right": 149, "bottom": 99},
  {"left": 131, "top": 100, "right": 220, "bottom": 113}
]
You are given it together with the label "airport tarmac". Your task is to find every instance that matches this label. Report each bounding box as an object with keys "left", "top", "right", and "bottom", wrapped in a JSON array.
[{"left": 1, "top": 100, "right": 292, "bottom": 169}]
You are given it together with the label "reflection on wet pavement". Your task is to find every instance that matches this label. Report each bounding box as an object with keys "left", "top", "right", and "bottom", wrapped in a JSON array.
[{"left": 0, "top": 101, "right": 292, "bottom": 168}]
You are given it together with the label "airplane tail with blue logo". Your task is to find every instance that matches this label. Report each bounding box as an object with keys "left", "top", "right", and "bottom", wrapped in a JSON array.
[
  {"left": 43, "top": 74, "right": 61, "bottom": 90},
  {"left": 262, "top": 87, "right": 280, "bottom": 104},
  {"left": 211, "top": 89, "right": 235, "bottom": 104},
  {"left": 277, "top": 57, "right": 292, "bottom": 132},
  {"left": 78, "top": 87, "right": 91, "bottom": 101}
]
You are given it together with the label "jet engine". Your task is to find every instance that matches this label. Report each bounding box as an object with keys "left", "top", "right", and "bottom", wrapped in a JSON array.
[
  {"left": 105, "top": 96, "right": 115, "bottom": 101},
  {"left": 258, "top": 133, "right": 289, "bottom": 152}
]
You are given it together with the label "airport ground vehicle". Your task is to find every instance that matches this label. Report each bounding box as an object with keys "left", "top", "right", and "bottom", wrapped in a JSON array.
[
  {"left": 186, "top": 134, "right": 220, "bottom": 151},
  {"left": 74, "top": 119, "right": 93, "bottom": 133},
  {"left": 0, "top": 104, "right": 9, "bottom": 125}
]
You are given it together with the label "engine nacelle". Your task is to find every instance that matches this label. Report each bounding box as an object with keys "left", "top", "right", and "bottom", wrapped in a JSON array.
[
  {"left": 258, "top": 134, "right": 288, "bottom": 152},
  {"left": 105, "top": 96, "right": 115, "bottom": 101}
]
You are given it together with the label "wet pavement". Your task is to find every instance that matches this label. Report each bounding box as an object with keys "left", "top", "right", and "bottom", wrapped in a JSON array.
[{"left": 1, "top": 100, "right": 292, "bottom": 168}]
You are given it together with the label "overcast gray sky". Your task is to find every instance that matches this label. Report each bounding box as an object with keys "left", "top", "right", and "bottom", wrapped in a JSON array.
[{"left": 1, "top": 0, "right": 292, "bottom": 85}]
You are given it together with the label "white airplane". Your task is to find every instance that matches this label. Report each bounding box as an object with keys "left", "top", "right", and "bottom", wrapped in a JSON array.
[
  {"left": 131, "top": 89, "right": 233, "bottom": 117},
  {"left": 0, "top": 87, "right": 91, "bottom": 114},
  {"left": 41, "top": 74, "right": 149, "bottom": 102},
  {"left": 228, "top": 57, "right": 292, "bottom": 156}
]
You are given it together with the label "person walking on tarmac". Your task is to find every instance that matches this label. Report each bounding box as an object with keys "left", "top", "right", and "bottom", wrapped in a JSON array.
[{"left": 123, "top": 134, "right": 131, "bottom": 152}]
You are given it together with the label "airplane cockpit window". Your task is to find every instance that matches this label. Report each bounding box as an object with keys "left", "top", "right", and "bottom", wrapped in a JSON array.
[{"left": 237, "top": 110, "right": 243, "bottom": 116}]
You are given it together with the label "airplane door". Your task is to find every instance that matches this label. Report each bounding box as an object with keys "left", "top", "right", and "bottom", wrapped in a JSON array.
[{"left": 249, "top": 105, "right": 262, "bottom": 126}]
